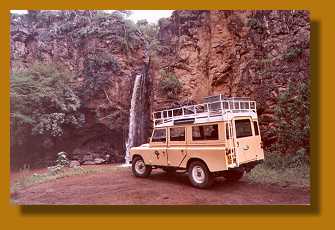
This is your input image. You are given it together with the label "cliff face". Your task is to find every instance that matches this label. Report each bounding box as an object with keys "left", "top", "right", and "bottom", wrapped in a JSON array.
[
  {"left": 10, "top": 10, "right": 310, "bottom": 168},
  {"left": 153, "top": 10, "right": 310, "bottom": 146},
  {"left": 10, "top": 11, "right": 150, "bottom": 166}
]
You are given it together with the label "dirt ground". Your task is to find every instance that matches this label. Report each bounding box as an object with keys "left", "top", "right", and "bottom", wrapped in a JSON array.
[{"left": 12, "top": 165, "right": 310, "bottom": 205}]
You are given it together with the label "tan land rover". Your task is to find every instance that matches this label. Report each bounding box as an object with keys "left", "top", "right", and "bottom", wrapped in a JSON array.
[{"left": 129, "top": 95, "right": 264, "bottom": 188}]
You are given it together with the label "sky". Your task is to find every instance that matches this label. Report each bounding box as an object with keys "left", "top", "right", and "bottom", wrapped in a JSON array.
[{"left": 10, "top": 10, "right": 173, "bottom": 23}]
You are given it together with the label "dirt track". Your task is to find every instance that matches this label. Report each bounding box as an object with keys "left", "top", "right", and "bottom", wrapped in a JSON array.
[{"left": 12, "top": 165, "right": 310, "bottom": 205}]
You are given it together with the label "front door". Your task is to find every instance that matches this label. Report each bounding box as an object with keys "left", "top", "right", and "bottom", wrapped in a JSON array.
[
  {"left": 149, "top": 128, "right": 168, "bottom": 166},
  {"left": 233, "top": 117, "right": 258, "bottom": 164},
  {"left": 167, "top": 126, "right": 187, "bottom": 167}
]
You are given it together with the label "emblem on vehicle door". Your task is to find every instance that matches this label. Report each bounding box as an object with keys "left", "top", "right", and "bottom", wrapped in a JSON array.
[{"left": 154, "top": 150, "right": 160, "bottom": 159}]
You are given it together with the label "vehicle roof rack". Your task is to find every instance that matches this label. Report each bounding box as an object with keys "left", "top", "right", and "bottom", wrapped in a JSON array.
[{"left": 153, "top": 94, "right": 258, "bottom": 128}]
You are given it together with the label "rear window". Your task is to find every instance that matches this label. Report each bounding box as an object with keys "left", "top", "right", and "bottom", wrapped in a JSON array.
[
  {"left": 170, "top": 127, "right": 185, "bottom": 141},
  {"left": 192, "top": 124, "right": 219, "bottom": 141},
  {"left": 253, "top": 121, "right": 259, "bottom": 136},
  {"left": 151, "top": 129, "right": 166, "bottom": 142},
  {"left": 235, "top": 119, "right": 252, "bottom": 138}
]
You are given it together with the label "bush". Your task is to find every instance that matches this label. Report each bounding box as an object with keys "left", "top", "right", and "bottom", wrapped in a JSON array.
[
  {"left": 283, "top": 47, "right": 303, "bottom": 62},
  {"left": 263, "top": 149, "right": 309, "bottom": 170},
  {"left": 10, "top": 62, "right": 85, "bottom": 169},
  {"left": 10, "top": 62, "right": 83, "bottom": 138},
  {"left": 159, "top": 70, "right": 182, "bottom": 99},
  {"left": 247, "top": 17, "right": 264, "bottom": 33},
  {"left": 137, "top": 20, "right": 159, "bottom": 57},
  {"left": 270, "top": 80, "right": 310, "bottom": 157},
  {"left": 47, "top": 151, "right": 71, "bottom": 175}
]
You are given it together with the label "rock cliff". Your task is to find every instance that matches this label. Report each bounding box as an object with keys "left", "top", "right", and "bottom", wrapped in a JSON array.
[
  {"left": 153, "top": 10, "right": 310, "bottom": 147},
  {"left": 10, "top": 10, "right": 310, "bottom": 168},
  {"left": 10, "top": 10, "right": 151, "bottom": 166}
]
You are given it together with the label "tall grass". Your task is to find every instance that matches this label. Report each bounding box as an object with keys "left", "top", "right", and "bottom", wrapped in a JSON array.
[{"left": 246, "top": 151, "right": 310, "bottom": 188}]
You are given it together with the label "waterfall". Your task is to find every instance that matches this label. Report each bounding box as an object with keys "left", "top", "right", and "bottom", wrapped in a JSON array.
[
  {"left": 124, "top": 43, "right": 151, "bottom": 165},
  {"left": 125, "top": 74, "right": 142, "bottom": 164}
]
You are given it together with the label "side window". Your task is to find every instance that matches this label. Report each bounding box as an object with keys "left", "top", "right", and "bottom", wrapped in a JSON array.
[
  {"left": 170, "top": 127, "right": 185, "bottom": 141},
  {"left": 235, "top": 119, "right": 252, "bottom": 138},
  {"left": 226, "top": 123, "right": 230, "bottom": 139},
  {"left": 192, "top": 124, "right": 219, "bottom": 141},
  {"left": 151, "top": 129, "right": 166, "bottom": 142},
  {"left": 253, "top": 121, "right": 259, "bottom": 136}
]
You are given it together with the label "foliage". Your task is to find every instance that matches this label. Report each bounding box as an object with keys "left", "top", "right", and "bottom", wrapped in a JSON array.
[
  {"left": 283, "top": 47, "right": 303, "bottom": 62},
  {"left": 47, "top": 151, "right": 71, "bottom": 175},
  {"left": 136, "top": 19, "right": 160, "bottom": 57},
  {"left": 269, "top": 79, "right": 310, "bottom": 160},
  {"left": 246, "top": 161, "right": 310, "bottom": 188},
  {"left": 10, "top": 63, "right": 84, "bottom": 139},
  {"left": 158, "top": 70, "right": 182, "bottom": 99},
  {"left": 81, "top": 53, "right": 120, "bottom": 100},
  {"left": 263, "top": 149, "right": 309, "bottom": 170},
  {"left": 247, "top": 17, "right": 264, "bottom": 33},
  {"left": 55, "top": 151, "right": 70, "bottom": 167}
]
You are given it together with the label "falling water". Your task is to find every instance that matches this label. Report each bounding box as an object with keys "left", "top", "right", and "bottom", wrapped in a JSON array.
[
  {"left": 125, "top": 74, "right": 142, "bottom": 164},
  {"left": 123, "top": 42, "right": 151, "bottom": 165}
]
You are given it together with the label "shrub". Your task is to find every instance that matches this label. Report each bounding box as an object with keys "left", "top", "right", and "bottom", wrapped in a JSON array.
[
  {"left": 247, "top": 17, "right": 264, "bottom": 33},
  {"left": 137, "top": 20, "right": 159, "bottom": 57},
  {"left": 158, "top": 70, "right": 182, "bottom": 99},
  {"left": 11, "top": 63, "right": 84, "bottom": 138},
  {"left": 48, "top": 151, "right": 71, "bottom": 175},
  {"left": 263, "top": 149, "right": 309, "bottom": 170},
  {"left": 269, "top": 79, "right": 310, "bottom": 164},
  {"left": 283, "top": 47, "right": 303, "bottom": 62}
]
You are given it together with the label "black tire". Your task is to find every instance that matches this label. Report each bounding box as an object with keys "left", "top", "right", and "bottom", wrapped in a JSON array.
[
  {"left": 162, "top": 167, "right": 177, "bottom": 174},
  {"left": 132, "top": 156, "right": 152, "bottom": 178},
  {"left": 188, "top": 161, "right": 214, "bottom": 189},
  {"left": 222, "top": 168, "right": 244, "bottom": 182}
]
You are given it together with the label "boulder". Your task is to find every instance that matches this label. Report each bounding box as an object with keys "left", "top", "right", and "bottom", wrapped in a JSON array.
[
  {"left": 82, "top": 160, "right": 96, "bottom": 165},
  {"left": 94, "top": 158, "right": 106, "bottom": 164},
  {"left": 69, "top": 160, "right": 80, "bottom": 168}
]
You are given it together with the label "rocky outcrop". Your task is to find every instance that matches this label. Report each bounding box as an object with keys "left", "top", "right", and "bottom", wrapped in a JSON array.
[
  {"left": 10, "top": 11, "right": 151, "bottom": 166},
  {"left": 153, "top": 10, "right": 310, "bottom": 146},
  {"left": 10, "top": 10, "right": 310, "bottom": 168}
]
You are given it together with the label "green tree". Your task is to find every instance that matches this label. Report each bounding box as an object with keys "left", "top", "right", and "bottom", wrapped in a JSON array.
[
  {"left": 136, "top": 20, "right": 160, "bottom": 57},
  {"left": 159, "top": 70, "right": 182, "bottom": 99},
  {"left": 10, "top": 62, "right": 84, "bottom": 139},
  {"left": 270, "top": 79, "right": 310, "bottom": 164}
]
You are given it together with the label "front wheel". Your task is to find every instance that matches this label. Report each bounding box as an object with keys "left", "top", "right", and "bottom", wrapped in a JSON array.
[
  {"left": 188, "top": 161, "right": 213, "bottom": 189},
  {"left": 132, "top": 157, "right": 152, "bottom": 178}
]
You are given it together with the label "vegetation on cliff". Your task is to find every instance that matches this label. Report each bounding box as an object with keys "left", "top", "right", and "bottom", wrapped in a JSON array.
[{"left": 10, "top": 10, "right": 310, "bottom": 174}]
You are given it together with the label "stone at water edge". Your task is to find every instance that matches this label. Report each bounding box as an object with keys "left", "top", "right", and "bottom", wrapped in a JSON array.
[
  {"left": 94, "top": 158, "right": 106, "bottom": 164},
  {"left": 82, "top": 161, "right": 96, "bottom": 165},
  {"left": 69, "top": 160, "right": 80, "bottom": 168}
]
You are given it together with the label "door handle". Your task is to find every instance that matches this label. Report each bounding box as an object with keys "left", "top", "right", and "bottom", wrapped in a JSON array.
[{"left": 243, "top": 145, "right": 249, "bottom": 150}]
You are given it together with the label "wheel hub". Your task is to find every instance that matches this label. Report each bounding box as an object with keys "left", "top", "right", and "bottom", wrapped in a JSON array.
[
  {"left": 135, "top": 160, "right": 145, "bottom": 174},
  {"left": 192, "top": 166, "right": 205, "bottom": 184}
]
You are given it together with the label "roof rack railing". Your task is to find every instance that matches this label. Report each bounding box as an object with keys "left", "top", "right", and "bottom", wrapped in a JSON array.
[{"left": 152, "top": 95, "right": 257, "bottom": 127}]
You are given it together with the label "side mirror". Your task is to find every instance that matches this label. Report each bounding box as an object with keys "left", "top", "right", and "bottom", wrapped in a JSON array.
[{"left": 147, "top": 137, "right": 151, "bottom": 143}]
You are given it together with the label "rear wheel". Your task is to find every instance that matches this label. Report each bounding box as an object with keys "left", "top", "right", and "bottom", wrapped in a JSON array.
[
  {"left": 132, "top": 157, "right": 152, "bottom": 178},
  {"left": 222, "top": 168, "right": 244, "bottom": 182},
  {"left": 188, "top": 161, "right": 213, "bottom": 189}
]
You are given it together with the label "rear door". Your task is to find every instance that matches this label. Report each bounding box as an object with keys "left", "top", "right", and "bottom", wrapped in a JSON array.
[
  {"left": 233, "top": 117, "right": 260, "bottom": 164},
  {"left": 167, "top": 126, "right": 187, "bottom": 167}
]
